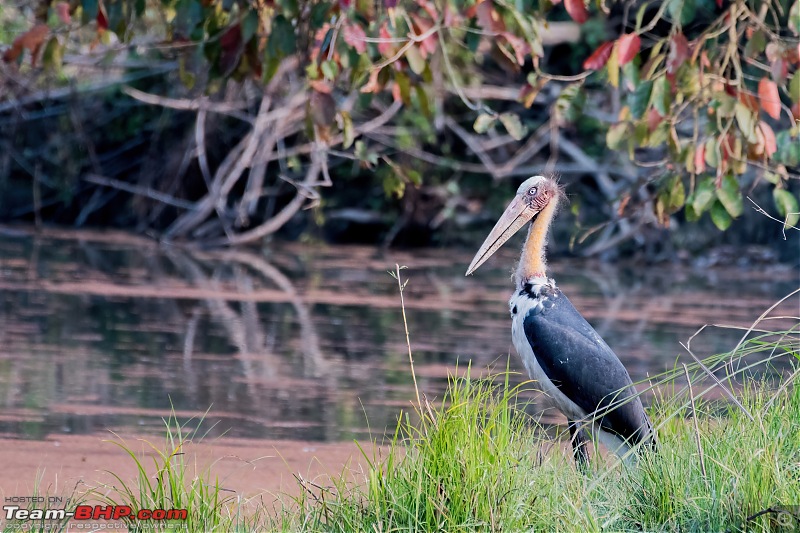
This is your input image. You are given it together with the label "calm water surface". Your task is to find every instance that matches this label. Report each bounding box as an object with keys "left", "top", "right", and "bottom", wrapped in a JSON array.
[{"left": 0, "top": 229, "right": 796, "bottom": 442}]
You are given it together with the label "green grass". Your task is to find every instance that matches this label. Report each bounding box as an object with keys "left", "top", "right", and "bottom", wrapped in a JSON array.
[{"left": 271, "top": 364, "right": 800, "bottom": 533}]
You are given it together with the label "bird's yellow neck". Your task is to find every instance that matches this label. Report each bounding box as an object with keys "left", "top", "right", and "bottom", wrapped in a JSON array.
[{"left": 516, "top": 198, "right": 558, "bottom": 287}]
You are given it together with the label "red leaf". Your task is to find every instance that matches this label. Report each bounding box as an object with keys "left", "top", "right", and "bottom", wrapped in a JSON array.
[
  {"left": 475, "top": 0, "right": 505, "bottom": 33},
  {"left": 770, "top": 57, "right": 788, "bottom": 83},
  {"left": 219, "top": 24, "right": 243, "bottom": 73},
  {"left": 758, "top": 121, "right": 777, "bottom": 156},
  {"left": 694, "top": 142, "right": 706, "bottom": 173},
  {"left": 564, "top": 0, "right": 589, "bottom": 24},
  {"left": 501, "top": 31, "right": 529, "bottom": 65},
  {"left": 738, "top": 91, "right": 759, "bottom": 113},
  {"left": 2, "top": 23, "right": 49, "bottom": 65},
  {"left": 582, "top": 41, "right": 613, "bottom": 70},
  {"left": 309, "top": 80, "right": 333, "bottom": 94},
  {"left": 410, "top": 14, "right": 437, "bottom": 57},
  {"left": 646, "top": 108, "right": 662, "bottom": 132},
  {"left": 758, "top": 77, "right": 781, "bottom": 119},
  {"left": 360, "top": 68, "right": 382, "bottom": 93},
  {"left": 96, "top": 7, "right": 108, "bottom": 31},
  {"left": 667, "top": 33, "right": 689, "bottom": 78},
  {"left": 377, "top": 22, "right": 394, "bottom": 57},
  {"left": 343, "top": 23, "right": 367, "bottom": 54},
  {"left": 617, "top": 33, "right": 640, "bottom": 66},
  {"left": 417, "top": 0, "right": 439, "bottom": 21},
  {"left": 55, "top": 2, "right": 71, "bottom": 24}
]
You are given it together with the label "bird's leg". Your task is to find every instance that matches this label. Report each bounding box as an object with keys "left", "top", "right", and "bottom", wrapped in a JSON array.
[{"left": 568, "top": 419, "right": 590, "bottom": 471}]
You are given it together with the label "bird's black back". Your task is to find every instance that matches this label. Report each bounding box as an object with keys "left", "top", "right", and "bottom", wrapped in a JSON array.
[{"left": 521, "top": 284, "right": 653, "bottom": 445}]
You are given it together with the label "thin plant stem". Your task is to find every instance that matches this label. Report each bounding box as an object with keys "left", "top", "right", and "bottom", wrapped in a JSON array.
[
  {"left": 395, "top": 264, "right": 421, "bottom": 410},
  {"left": 683, "top": 363, "right": 707, "bottom": 482}
]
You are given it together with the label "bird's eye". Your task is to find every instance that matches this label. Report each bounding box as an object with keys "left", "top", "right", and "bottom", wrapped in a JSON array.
[{"left": 528, "top": 187, "right": 538, "bottom": 195}]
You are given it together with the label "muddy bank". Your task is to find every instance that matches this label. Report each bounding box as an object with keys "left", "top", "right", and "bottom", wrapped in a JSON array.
[{"left": 0, "top": 434, "right": 379, "bottom": 503}]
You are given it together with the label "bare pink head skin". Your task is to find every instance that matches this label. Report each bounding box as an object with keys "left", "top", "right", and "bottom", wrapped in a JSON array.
[{"left": 466, "top": 175, "right": 561, "bottom": 286}]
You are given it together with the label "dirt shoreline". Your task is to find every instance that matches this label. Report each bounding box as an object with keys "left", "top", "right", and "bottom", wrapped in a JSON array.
[{"left": 0, "top": 433, "right": 379, "bottom": 504}]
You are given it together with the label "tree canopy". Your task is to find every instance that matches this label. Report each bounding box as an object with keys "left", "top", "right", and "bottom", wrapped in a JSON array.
[{"left": 1, "top": 0, "right": 798, "bottom": 247}]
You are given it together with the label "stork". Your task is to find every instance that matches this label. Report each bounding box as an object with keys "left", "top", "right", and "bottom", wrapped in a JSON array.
[{"left": 466, "top": 175, "right": 655, "bottom": 467}]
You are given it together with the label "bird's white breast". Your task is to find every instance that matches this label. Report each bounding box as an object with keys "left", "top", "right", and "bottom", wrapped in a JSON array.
[{"left": 509, "top": 285, "right": 586, "bottom": 421}]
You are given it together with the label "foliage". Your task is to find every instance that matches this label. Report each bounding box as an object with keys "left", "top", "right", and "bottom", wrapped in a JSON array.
[{"left": 2, "top": 0, "right": 799, "bottom": 242}]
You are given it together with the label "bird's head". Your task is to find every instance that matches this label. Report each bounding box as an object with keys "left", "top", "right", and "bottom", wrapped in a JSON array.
[{"left": 465, "top": 175, "right": 560, "bottom": 276}]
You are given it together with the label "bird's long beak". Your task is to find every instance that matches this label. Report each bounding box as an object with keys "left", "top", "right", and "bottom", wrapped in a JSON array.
[{"left": 465, "top": 195, "right": 538, "bottom": 276}]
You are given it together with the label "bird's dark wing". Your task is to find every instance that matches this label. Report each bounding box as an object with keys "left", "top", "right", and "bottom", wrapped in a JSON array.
[{"left": 522, "top": 289, "right": 652, "bottom": 444}]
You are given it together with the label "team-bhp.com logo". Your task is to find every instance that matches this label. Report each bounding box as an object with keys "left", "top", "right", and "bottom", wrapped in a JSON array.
[{"left": 3, "top": 498, "right": 187, "bottom": 529}]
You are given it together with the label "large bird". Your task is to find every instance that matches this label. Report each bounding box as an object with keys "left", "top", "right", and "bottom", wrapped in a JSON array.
[{"left": 466, "top": 175, "right": 655, "bottom": 466}]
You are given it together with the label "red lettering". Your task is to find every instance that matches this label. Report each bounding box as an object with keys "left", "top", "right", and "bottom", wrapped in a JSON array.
[
  {"left": 73, "top": 505, "right": 93, "bottom": 520},
  {"left": 151, "top": 509, "right": 166, "bottom": 520},
  {"left": 94, "top": 506, "right": 114, "bottom": 520},
  {"left": 138, "top": 509, "right": 151, "bottom": 520},
  {"left": 113, "top": 506, "right": 132, "bottom": 519},
  {"left": 168, "top": 509, "right": 188, "bottom": 520}
]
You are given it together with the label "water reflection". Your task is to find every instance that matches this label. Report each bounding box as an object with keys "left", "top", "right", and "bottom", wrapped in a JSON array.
[{"left": 0, "top": 229, "right": 796, "bottom": 443}]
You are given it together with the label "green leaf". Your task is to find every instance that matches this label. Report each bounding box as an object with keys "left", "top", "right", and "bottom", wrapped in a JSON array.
[
  {"left": 790, "top": 1, "right": 800, "bottom": 36},
  {"left": 174, "top": 0, "right": 202, "bottom": 34},
  {"left": 635, "top": 1, "right": 652, "bottom": 30},
  {"left": 789, "top": 72, "right": 800, "bottom": 104},
  {"left": 623, "top": 61, "right": 641, "bottom": 88},
  {"left": 340, "top": 111, "right": 355, "bottom": 149},
  {"left": 734, "top": 102, "right": 757, "bottom": 143},
  {"left": 395, "top": 71, "right": 411, "bottom": 105},
  {"left": 629, "top": 80, "right": 652, "bottom": 119},
  {"left": 310, "top": 2, "right": 331, "bottom": 29},
  {"left": 607, "top": 45, "right": 619, "bottom": 88},
  {"left": 178, "top": 56, "right": 196, "bottom": 89},
  {"left": 668, "top": 0, "right": 696, "bottom": 26},
  {"left": 716, "top": 174, "right": 743, "bottom": 218},
  {"left": 704, "top": 137, "right": 719, "bottom": 168},
  {"left": 668, "top": 177, "right": 685, "bottom": 213},
  {"left": 473, "top": 113, "right": 497, "bottom": 134},
  {"left": 692, "top": 177, "right": 716, "bottom": 214},
  {"left": 82, "top": 0, "right": 98, "bottom": 24},
  {"left": 405, "top": 46, "right": 425, "bottom": 75},
  {"left": 554, "top": 82, "right": 585, "bottom": 124},
  {"left": 645, "top": 122, "right": 669, "bottom": 148},
  {"left": 606, "top": 122, "right": 629, "bottom": 150},
  {"left": 321, "top": 59, "right": 338, "bottom": 80},
  {"left": 650, "top": 76, "right": 671, "bottom": 116},
  {"left": 42, "top": 37, "right": 63, "bottom": 73},
  {"left": 499, "top": 113, "right": 527, "bottom": 140},
  {"left": 773, "top": 189, "right": 800, "bottom": 229},
  {"left": 684, "top": 201, "right": 700, "bottom": 222},
  {"left": 281, "top": 0, "right": 299, "bottom": 18},
  {"left": 414, "top": 85, "right": 432, "bottom": 119},
  {"left": 268, "top": 15, "right": 297, "bottom": 56},
  {"left": 714, "top": 92, "right": 736, "bottom": 118},
  {"left": 710, "top": 200, "right": 732, "bottom": 230},
  {"left": 242, "top": 10, "right": 259, "bottom": 43},
  {"left": 775, "top": 131, "right": 800, "bottom": 166},
  {"left": 744, "top": 30, "right": 766, "bottom": 58}
]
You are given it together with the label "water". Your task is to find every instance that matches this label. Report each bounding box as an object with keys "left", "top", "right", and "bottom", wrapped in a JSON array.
[{"left": 0, "top": 228, "right": 796, "bottom": 443}]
